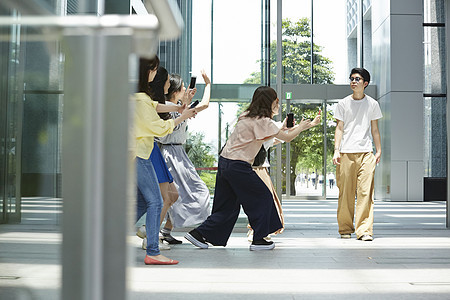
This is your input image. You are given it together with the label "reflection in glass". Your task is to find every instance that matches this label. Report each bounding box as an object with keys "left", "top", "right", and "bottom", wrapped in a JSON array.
[
  {"left": 313, "top": 0, "right": 347, "bottom": 83},
  {"left": 424, "top": 0, "right": 445, "bottom": 24},
  {"left": 424, "top": 97, "right": 447, "bottom": 178},
  {"left": 192, "top": 0, "right": 262, "bottom": 84},
  {"left": 424, "top": 26, "right": 446, "bottom": 94}
]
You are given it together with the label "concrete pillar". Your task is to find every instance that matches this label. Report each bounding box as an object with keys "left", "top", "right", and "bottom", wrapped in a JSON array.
[{"left": 372, "top": 0, "right": 424, "bottom": 201}]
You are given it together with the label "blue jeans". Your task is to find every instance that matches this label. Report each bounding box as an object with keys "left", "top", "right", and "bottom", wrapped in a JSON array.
[{"left": 136, "top": 157, "right": 163, "bottom": 256}]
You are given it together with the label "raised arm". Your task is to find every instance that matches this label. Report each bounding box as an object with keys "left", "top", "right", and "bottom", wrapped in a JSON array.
[
  {"left": 156, "top": 103, "right": 180, "bottom": 113},
  {"left": 274, "top": 114, "right": 321, "bottom": 142},
  {"left": 194, "top": 70, "right": 211, "bottom": 113}
]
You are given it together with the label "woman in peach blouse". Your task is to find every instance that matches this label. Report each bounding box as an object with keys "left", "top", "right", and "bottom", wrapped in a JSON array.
[{"left": 185, "top": 86, "right": 320, "bottom": 251}]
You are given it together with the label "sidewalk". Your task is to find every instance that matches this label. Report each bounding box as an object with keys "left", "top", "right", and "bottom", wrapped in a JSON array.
[{"left": 1, "top": 199, "right": 450, "bottom": 299}]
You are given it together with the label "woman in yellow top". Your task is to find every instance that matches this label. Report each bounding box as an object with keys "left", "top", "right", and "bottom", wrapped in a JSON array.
[{"left": 135, "top": 56, "right": 195, "bottom": 265}]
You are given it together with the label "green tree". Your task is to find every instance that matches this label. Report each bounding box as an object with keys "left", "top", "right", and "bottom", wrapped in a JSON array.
[
  {"left": 244, "top": 18, "right": 334, "bottom": 85},
  {"left": 185, "top": 132, "right": 217, "bottom": 194},
  {"left": 289, "top": 107, "right": 335, "bottom": 192},
  {"left": 185, "top": 132, "right": 216, "bottom": 168},
  {"left": 244, "top": 18, "right": 335, "bottom": 195}
]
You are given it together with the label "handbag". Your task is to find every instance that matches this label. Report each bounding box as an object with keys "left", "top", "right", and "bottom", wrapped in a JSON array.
[{"left": 252, "top": 145, "right": 267, "bottom": 167}]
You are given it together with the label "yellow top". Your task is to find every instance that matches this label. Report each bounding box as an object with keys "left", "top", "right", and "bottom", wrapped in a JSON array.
[{"left": 134, "top": 92, "right": 174, "bottom": 159}]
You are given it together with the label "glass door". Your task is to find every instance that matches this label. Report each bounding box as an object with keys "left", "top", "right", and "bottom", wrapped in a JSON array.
[
  {"left": 284, "top": 99, "right": 339, "bottom": 199},
  {"left": 325, "top": 100, "right": 339, "bottom": 199},
  {"left": 0, "top": 20, "right": 22, "bottom": 223},
  {"left": 285, "top": 100, "right": 324, "bottom": 198}
]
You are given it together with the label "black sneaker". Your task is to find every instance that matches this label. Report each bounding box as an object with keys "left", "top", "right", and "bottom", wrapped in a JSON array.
[
  {"left": 250, "top": 238, "right": 275, "bottom": 251},
  {"left": 161, "top": 233, "right": 183, "bottom": 245},
  {"left": 184, "top": 229, "right": 208, "bottom": 249}
]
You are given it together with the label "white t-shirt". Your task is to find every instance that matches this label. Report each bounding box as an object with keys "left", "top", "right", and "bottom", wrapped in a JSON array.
[{"left": 334, "top": 94, "right": 383, "bottom": 153}]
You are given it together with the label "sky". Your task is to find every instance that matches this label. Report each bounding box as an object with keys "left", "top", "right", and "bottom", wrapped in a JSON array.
[{"left": 187, "top": 0, "right": 347, "bottom": 152}]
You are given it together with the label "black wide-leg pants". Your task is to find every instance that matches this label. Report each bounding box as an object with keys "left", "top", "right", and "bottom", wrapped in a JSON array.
[{"left": 196, "top": 156, "right": 282, "bottom": 246}]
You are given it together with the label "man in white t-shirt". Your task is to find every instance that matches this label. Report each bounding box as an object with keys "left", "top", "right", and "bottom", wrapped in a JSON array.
[{"left": 332, "top": 68, "right": 382, "bottom": 242}]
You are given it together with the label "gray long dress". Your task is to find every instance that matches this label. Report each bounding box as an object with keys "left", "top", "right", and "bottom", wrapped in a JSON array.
[{"left": 158, "top": 101, "right": 211, "bottom": 228}]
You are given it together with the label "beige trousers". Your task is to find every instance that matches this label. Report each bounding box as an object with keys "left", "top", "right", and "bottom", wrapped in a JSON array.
[
  {"left": 336, "top": 152, "right": 376, "bottom": 238},
  {"left": 249, "top": 167, "right": 284, "bottom": 234}
]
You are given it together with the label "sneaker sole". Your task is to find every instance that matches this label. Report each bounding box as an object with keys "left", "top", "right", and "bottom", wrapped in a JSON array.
[
  {"left": 185, "top": 233, "right": 208, "bottom": 249},
  {"left": 136, "top": 228, "right": 146, "bottom": 239},
  {"left": 249, "top": 243, "right": 275, "bottom": 251},
  {"left": 163, "top": 238, "right": 183, "bottom": 245}
]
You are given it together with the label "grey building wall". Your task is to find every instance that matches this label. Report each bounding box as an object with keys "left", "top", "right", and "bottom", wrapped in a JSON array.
[{"left": 372, "top": 0, "right": 424, "bottom": 201}]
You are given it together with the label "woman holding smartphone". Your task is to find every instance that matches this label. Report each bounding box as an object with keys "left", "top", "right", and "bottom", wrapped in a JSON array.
[
  {"left": 158, "top": 71, "right": 211, "bottom": 244},
  {"left": 185, "top": 86, "right": 320, "bottom": 251},
  {"left": 134, "top": 57, "right": 195, "bottom": 264}
]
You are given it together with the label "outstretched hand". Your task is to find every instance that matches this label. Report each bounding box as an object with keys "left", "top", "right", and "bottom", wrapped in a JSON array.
[
  {"left": 297, "top": 117, "right": 312, "bottom": 131},
  {"left": 201, "top": 69, "right": 211, "bottom": 85},
  {"left": 309, "top": 114, "right": 321, "bottom": 127}
]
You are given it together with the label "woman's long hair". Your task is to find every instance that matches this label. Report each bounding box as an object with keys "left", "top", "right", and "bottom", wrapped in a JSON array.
[
  {"left": 148, "top": 66, "right": 170, "bottom": 120},
  {"left": 244, "top": 86, "right": 278, "bottom": 119},
  {"left": 166, "top": 74, "right": 183, "bottom": 102},
  {"left": 137, "top": 56, "right": 159, "bottom": 95}
]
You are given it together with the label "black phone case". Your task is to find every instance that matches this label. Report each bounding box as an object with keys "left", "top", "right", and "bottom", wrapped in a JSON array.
[
  {"left": 287, "top": 113, "right": 294, "bottom": 128},
  {"left": 189, "top": 77, "right": 197, "bottom": 89},
  {"left": 189, "top": 100, "right": 199, "bottom": 108}
]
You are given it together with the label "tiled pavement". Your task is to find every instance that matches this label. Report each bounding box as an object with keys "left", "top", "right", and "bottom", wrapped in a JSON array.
[{"left": 1, "top": 199, "right": 450, "bottom": 299}]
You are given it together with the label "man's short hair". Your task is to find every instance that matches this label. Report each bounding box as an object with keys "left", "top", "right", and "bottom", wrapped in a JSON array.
[{"left": 350, "top": 68, "right": 371, "bottom": 84}]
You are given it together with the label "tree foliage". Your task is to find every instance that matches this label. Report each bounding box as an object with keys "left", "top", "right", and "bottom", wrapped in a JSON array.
[
  {"left": 185, "top": 131, "right": 218, "bottom": 194},
  {"left": 244, "top": 18, "right": 334, "bottom": 85},
  {"left": 244, "top": 18, "right": 336, "bottom": 195},
  {"left": 185, "top": 132, "right": 216, "bottom": 168},
  {"left": 283, "top": 106, "right": 336, "bottom": 193}
]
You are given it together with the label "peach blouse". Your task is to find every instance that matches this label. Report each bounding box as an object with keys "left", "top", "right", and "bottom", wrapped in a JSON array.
[{"left": 220, "top": 115, "right": 280, "bottom": 165}]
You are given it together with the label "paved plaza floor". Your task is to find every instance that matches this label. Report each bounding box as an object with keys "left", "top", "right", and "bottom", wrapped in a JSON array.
[{"left": 1, "top": 199, "right": 449, "bottom": 299}]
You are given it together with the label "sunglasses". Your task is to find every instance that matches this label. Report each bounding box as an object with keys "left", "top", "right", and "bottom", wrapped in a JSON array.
[{"left": 349, "top": 76, "right": 364, "bottom": 82}]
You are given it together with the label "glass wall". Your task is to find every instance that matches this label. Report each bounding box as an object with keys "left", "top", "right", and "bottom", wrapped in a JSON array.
[
  {"left": 177, "top": 0, "right": 348, "bottom": 199},
  {"left": 423, "top": 0, "right": 446, "bottom": 179},
  {"left": 0, "top": 5, "right": 64, "bottom": 225}
]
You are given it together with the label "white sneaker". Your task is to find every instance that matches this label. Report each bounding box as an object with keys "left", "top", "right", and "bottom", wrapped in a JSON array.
[
  {"left": 359, "top": 235, "right": 373, "bottom": 241},
  {"left": 141, "top": 238, "right": 171, "bottom": 250},
  {"left": 136, "top": 225, "right": 146, "bottom": 239}
]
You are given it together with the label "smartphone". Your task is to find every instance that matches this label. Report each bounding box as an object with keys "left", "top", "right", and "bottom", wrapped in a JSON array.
[
  {"left": 287, "top": 113, "right": 294, "bottom": 128},
  {"left": 189, "top": 76, "right": 197, "bottom": 89},
  {"left": 189, "top": 100, "right": 199, "bottom": 109}
]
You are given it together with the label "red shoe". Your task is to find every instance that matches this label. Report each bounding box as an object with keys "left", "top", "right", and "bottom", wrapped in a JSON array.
[{"left": 144, "top": 256, "right": 179, "bottom": 265}]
